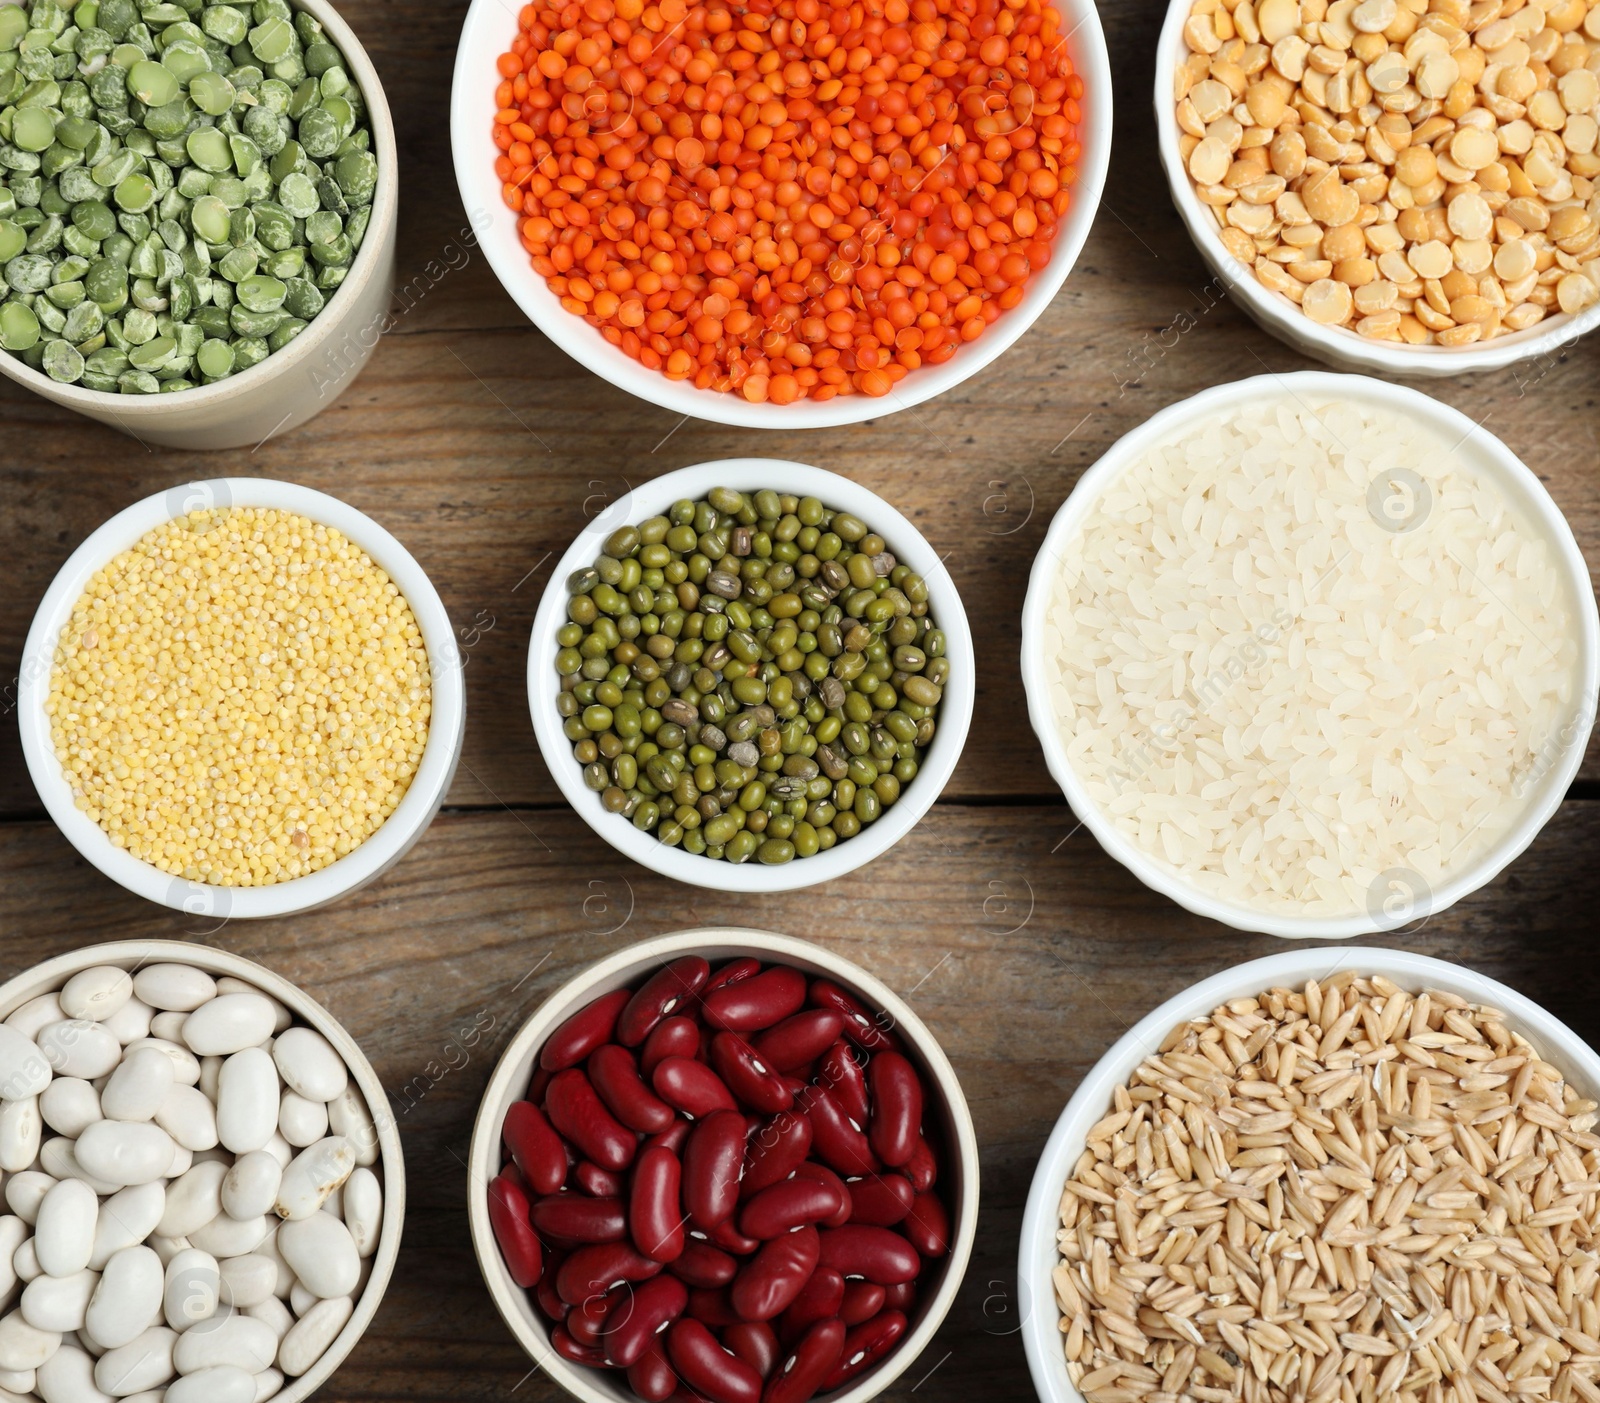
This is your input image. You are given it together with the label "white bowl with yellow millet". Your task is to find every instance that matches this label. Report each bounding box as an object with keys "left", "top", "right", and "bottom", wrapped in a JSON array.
[{"left": 17, "top": 478, "right": 465, "bottom": 918}]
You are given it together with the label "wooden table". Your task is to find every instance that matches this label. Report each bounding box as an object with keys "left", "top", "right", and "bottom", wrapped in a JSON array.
[{"left": 4, "top": 0, "right": 1600, "bottom": 1393}]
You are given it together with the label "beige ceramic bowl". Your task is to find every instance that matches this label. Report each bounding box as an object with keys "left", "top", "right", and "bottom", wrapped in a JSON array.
[
  {"left": 468, "top": 927, "right": 980, "bottom": 1403},
  {"left": 0, "top": 938, "right": 407, "bottom": 1403},
  {"left": 0, "top": 0, "right": 398, "bottom": 451}
]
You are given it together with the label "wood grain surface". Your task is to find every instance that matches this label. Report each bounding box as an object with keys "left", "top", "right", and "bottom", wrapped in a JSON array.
[{"left": 3, "top": 0, "right": 1600, "bottom": 1396}]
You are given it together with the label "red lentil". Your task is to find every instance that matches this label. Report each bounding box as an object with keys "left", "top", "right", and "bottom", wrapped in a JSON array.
[{"left": 491, "top": 0, "right": 1084, "bottom": 402}]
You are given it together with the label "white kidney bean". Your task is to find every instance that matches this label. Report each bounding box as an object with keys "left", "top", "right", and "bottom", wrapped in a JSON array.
[
  {"left": 36, "top": 1179, "right": 98, "bottom": 1277},
  {"left": 146, "top": 1235, "right": 190, "bottom": 1267},
  {"left": 276, "top": 1213, "right": 358, "bottom": 1299},
  {"left": 91, "top": 1326, "right": 175, "bottom": 1395},
  {"left": 187, "top": 1213, "right": 269, "bottom": 1260},
  {"left": 59, "top": 969, "right": 134, "bottom": 1025},
  {"left": 14, "top": 1238, "right": 42, "bottom": 1286},
  {"left": 263, "top": 1133, "right": 293, "bottom": 1169},
  {"left": 0, "top": 1310, "right": 61, "bottom": 1371},
  {"left": 0, "top": 1097, "right": 40, "bottom": 1173},
  {"left": 181, "top": 998, "right": 277, "bottom": 1059},
  {"left": 167, "top": 1144, "right": 194, "bottom": 1179},
  {"left": 101, "top": 998, "right": 153, "bottom": 1047},
  {"left": 343, "top": 1169, "right": 382, "bottom": 1259},
  {"left": 156, "top": 1085, "right": 219, "bottom": 1153},
  {"left": 88, "top": 1183, "right": 165, "bottom": 1272},
  {"left": 220, "top": 1153, "right": 281, "bottom": 1223},
  {"left": 86, "top": 1246, "right": 164, "bottom": 1349},
  {"left": 273, "top": 1138, "right": 355, "bottom": 1223},
  {"left": 40, "top": 1080, "right": 101, "bottom": 1139},
  {"left": 245, "top": 1296, "right": 293, "bottom": 1340},
  {"left": 215, "top": 981, "right": 291, "bottom": 1036},
  {"left": 251, "top": 1227, "right": 293, "bottom": 1301},
  {"left": 277, "top": 1295, "right": 353, "bottom": 1377},
  {"left": 198, "top": 1057, "right": 222, "bottom": 1104},
  {"left": 0, "top": 1218, "right": 29, "bottom": 1296},
  {"left": 157, "top": 1164, "right": 226, "bottom": 1241},
  {"left": 217, "top": 1254, "right": 275, "bottom": 1310},
  {"left": 165, "top": 1365, "right": 255, "bottom": 1403},
  {"left": 131, "top": 967, "right": 215, "bottom": 1015},
  {"left": 253, "top": 1365, "right": 285, "bottom": 1402},
  {"left": 73, "top": 1123, "right": 175, "bottom": 1189},
  {"left": 5, "top": 995, "right": 63, "bottom": 1041},
  {"left": 20, "top": 1268, "right": 97, "bottom": 1333},
  {"left": 148, "top": 1013, "right": 189, "bottom": 1045},
  {"left": 216, "top": 1051, "right": 278, "bottom": 1156},
  {"left": 277, "top": 1092, "right": 328, "bottom": 1149},
  {"left": 270, "top": 1029, "right": 348, "bottom": 1104},
  {"left": 162, "top": 1248, "right": 220, "bottom": 1333},
  {"left": 6, "top": 1174, "right": 54, "bottom": 1227},
  {"left": 171, "top": 1314, "right": 278, "bottom": 1374},
  {"left": 98, "top": 1047, "right": 175, "bottom": 1124},
  {"left": 39, "top": 1140, "right": 119, "bottom": 1197},
  {"left": 36, "top": 1023, "right": 121, "bottom": 1081},
  {"left": 326, "top": 1086, "right": 379, "bottom": 1168},
  {"left": 35, "top": 1342, "right": 108, "bottom": 1403},
  {"left": 121, "top": 1040, "right": 199, "bottom": 1089},
  {"left": 0, "top": 1026, "right": 53, "bottom": 1102}
]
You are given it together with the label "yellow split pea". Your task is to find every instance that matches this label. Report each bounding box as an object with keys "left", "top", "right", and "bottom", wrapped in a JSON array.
[{"left": 46, "top": 507, "right": 432, "bottom": 887}]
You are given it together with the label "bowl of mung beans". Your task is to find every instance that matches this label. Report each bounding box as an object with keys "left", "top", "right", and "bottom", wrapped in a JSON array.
[
  {"left": 1020, "top": 946, "right": 1600, "bottom": 1403},
  {"left": 528, "top": 460, "right": 974, "bottom": 892},
  {"left": 1156, "top": 0, "right": 1600, "bottom": 375},
  {"left": 0, "top": 0, "right": 397, "bottom": 449},
  {"left": 449, "top": 0, "right": 1112, "bottom": 428},
  {"left": 17, "top": 476, "right": 466, "bottom": 917}
]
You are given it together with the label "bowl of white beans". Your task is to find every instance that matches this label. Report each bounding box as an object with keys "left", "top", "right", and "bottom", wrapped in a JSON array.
[{"left": 0, "top": 940, "right": 404, "bottom": 1403}]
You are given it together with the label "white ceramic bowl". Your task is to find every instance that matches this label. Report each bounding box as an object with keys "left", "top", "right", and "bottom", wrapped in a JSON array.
[
  {"left": 17, "top": 477, "right": 466, "bottom": 918},
  {"left": 1019, "top": 946, "right": 1600, "bottom": 1403},
  {"left": 1019, "top": 371, "right": 1600, "bottom": 939},
  {"left": 528, "top": 460, "right": 974, "bottom": 892},
  {"left": 468, "top": 927, "right": 979, "bottom": 1403},
  {"left": 0, "top": 0, "right": 398, "bottom": 452},
  {"left": 449, "top": 3, "right": 1111, "bottom": 429},
  {"left": 0, "top": 938, "right": 406, "bottom": 1403},
  {"left": 1153, "top": 0, "right": 1600, "bottom": 378}
]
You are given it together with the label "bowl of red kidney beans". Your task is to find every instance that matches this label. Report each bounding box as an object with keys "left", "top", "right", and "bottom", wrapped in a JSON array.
[{"left": 468, "top": 928, "right": 978, "bottom": 1403}]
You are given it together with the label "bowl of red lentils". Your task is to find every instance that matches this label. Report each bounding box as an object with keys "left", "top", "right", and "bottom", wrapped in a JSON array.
[
  {"left": 16, "top": 477, "right": 467, "bottom": 919},
  {"left": 1157, "top": 0, "right": 1600, "bottom": 375},
  {"left": 450, "top": 0, "right": 1111, "bottom": 426}
]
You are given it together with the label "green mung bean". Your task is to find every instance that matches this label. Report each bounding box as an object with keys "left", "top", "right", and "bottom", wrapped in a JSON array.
[
  {"left": 557, "top": 488, "right": 948, "bottom": 867},
  {"left": 0, "top": 0, "right": 377, "bottom": 391}
]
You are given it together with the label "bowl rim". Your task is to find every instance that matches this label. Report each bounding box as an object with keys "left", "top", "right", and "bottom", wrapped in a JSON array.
[
  {"left": 1018, "top": 370, "right": 1600, "bottom": 938},
  {"left": 16, "top": 477, "right": 466, "bottom": 918},
  {"left": 466, "top": 926, "right": 980, "bottom": 1403},
  {"left": 0, "top": 0, "right": 400, "bottom": 418},
  {"left": 1151, "top": 0, "right": 1600, "bottom": 376},
  {"left": 447, "top": 0, "right": 1113, "bottom": 428},
  {"left": 526, "top": 459, "right": 975, "bottom": 892},
  {"left": 1018, "top": 945, "right": 1600, "bottom": 1403},
  {"left": 0, "top": 937, "right": 407, "bottom": 1403}
]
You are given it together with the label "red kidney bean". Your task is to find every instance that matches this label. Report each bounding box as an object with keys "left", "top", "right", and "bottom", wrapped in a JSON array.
[
  {"left": 838, "top": 1281, "right": 885, "bottom": 1326},
  {"left": 630, "top": 1146, "right": 685, "bottom": 1263},
  {"left": 544, "top": 988, "right": 632, "bottom": 1071},
  {"left": 777, "top": 1267, "right": 844, "bottom": 1340},
  {"left": 904, "top": 1190, "right": 950, "bottom": 1257},
  {"left": 903, "top": 1133, "right": 938, "bottom": 1193},
  {"left": 532, "top": 1194, "right": 628, "bottom": 1245},
  {"left": 654, "top": 1057, "right": 739, "bottom": 1120},
  {"left": 866, "top": 1051, "right": 922, "bottom": 1168},
  {"left": 536, "top": 1250, "right": 569, "bottom": 1321},
  {"left": 590, "top": 1043, "right": 678, "bottom": 1134},
  {"left": 645, "top": 1120, "right": 690, "bottom": 1156},
  {"left": 846, "top": 1174, "right": 914, "bottom": 1227},
  {"left": 817, "top": 1226, "right": 920, "bottom": 1285},
  {"left": 764, "top": 1318, "right": 846, "bottom": 1403},
  {"left": 504, "top": 1101, "right": 567, "bottom": 1197},
  {"left": 729, "top": 1225, "right": 819, "bottom": 1323},
  {"left": 740, "top": 1114, "right": 812, "bottom": 1198},
  {"left": 752, "top": 1011, "right": 844, "bottom": 1074},
  {"left": 628, "top": 1345, "right": 678, "bottom": 1402},
  {"left": 642, "top": 1016, "right": 702, "bottom": 1078},
  {"left": 806, "top": 980, "right": 902, "bottom": 1053},
  {"left": 706, "top": 1215, "right": 761, "bottom": 1256},
  {"left": 688, "top": 1286, "right": 743, "bottom": 1327},
  {"left": 604, "top": 1272, "right": 690, "bottom": 1367},
  {"left": 703, "top": 967, "right": 807, "bottom": 1034},
  {"left": 722, "top": 1321, "right": 780, "bottom": 1379},
  {"left": 702, "top": 958, "right": 762, "bottom": 998},
  {"left": 527, "top": 1066, "right": 553, "bottom": 1104},
  {"left": 557, "top": 1241, "right": 664, "bottom": 1306},
  {"left": 788, "top": 1163, "right": 851, "bottom": 1228},
  {"left": 819, "top": 1310, "right": 907, "bottom": 1391},
  {"left": 817, "top": 1041, "right": 868, "bottom": 1126},
  {"left": 739, "top": 1179, "right": 848, "bottom": 1241},
  {"left": 667, "top": 1319, "right": 762, "bottom": 1403},
  {"left": 488, "top": 1173, "right": 541, "bottom": 1288},
  {"left": 567, "top": 1287, "right": 620, "bottom": 1347},
  {"left": 880, "top": 1281, "right": 916, "bottom": 1311},
  {"left": 802, "top": 1086, "right": 878, "bottom": 1177},
  {"left": 667, "top": 1239, "right": 739, "bottom": 1289},
  {"left": 552, "top": 1325, "right": 610, "bottom": 1368},
  {"left": 547, "top": 1069, "right": 637, "bottom": 1174},
  {"left": 682, "top": 1110, "right": 746, "bottom": 1230},
  {"left": 619, "top": 957, "right": 712, "bottom": 1047},
  {"left": 575, "top": 1161, "right": 626, "bottom": 1198},
  {"left": 710, "top": 1033, "right": 792, "bottom": 1115}
]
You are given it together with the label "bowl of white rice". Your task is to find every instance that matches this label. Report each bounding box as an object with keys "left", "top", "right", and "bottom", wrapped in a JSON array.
[{"left": 1021, "top": 372, "right": 1600, "bottom": 939}]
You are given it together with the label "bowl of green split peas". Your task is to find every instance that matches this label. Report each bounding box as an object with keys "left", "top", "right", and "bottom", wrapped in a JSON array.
[
  {"left": 527, "top": 460, "right": 976, "bottom": 893},
  {"left": 0, "top": 0, "right": 397, "bottom": 449}
]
